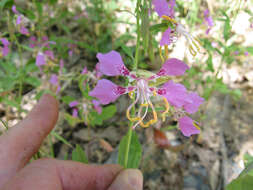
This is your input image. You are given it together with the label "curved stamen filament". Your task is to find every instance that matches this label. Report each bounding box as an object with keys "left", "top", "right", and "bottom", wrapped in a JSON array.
[
  {"left": 162, "top": 15, "right": 177, "bottom": 24},
  {"left": 161, "top": 97, "right": 169, "bottom": 122},
  {"left": 126, "top": 90, "right": 141, "bottom": 122},
  {"left": 140, "top": 101, "right": 158, "bottom": 128},
  {"left": 189, "top": 44, "right": 197, "bottom": 56},
  {"left": 132, "top": 103, "right": 149, "bottom": 129}
]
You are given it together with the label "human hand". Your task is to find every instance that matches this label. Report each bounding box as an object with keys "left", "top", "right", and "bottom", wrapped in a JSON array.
[{"left": 0, "top": 94, "right": 143, "bottom": 190}]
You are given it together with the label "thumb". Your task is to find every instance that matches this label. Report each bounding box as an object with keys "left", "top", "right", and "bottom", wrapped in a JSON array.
[{"left": 108, "top": 169, "right": 143, "bottom": 190}]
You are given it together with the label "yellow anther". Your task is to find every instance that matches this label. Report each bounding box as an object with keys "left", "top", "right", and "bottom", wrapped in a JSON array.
[
  {"left": 162, "top": 15, "right": 177, "bottom": 24},
  {"left": 189, "top": 45, "right": 197, "bottom": 57},
  {"left": 193, "top": 122, "right": 201, "bottom": 130},
  {"left": 162, "top": 97, "right": 169, "bottom": 122},
  {"left": 128, "top": 91, "right": 134, "bottom": 99},
  {"left": 159, "top": 46, "right": 164, "bottom": 62},
  {"left": 153, "top": 90, "right": 157, "bottom": 97}
]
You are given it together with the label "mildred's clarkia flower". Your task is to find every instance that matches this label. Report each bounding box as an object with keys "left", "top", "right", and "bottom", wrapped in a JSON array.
[
  {"left": 152, "top": 0, "right": 201, "bottom": 57},
  {"left": 0, "top": 38, "right": 10, "bottom": 57},
  {"left": 89, "top": 50, "right": 204, "bottom": 137}
]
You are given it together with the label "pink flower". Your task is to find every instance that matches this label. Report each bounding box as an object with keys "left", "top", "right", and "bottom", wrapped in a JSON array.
[
  {"left": 204, "top": 9, "right": 214, "bottom": 34},
  {"left": 12, "top": 5, "right": 29, "bottom": 36},
  {"left": 30, "top": 36, "right": 55, "bottom": 68},
  {"left": 178, "top": 116, "right": 200, "bottom": 137},
  {"left": 0, "top": 38, "right": 10, "bottom": 57},
  {"left": 72, "top": 108, "right": 78, "bottom": 118},
  {"left": 49, "top": 74, "right": 61, "bottom": 94},
  {"left": 69, "top": 101, "right": 79, "bottom": 108},
  {"left": 89, "top": 50, "right": 204, "bottom": 136},
  {"left": 50, "top": 74, "right": 58, "bottom": 85},
  {"left": 36, "top": 52, "right": 46, "bottom": 67},
  {"left": 81, "top": 66, "right": 88, "bottom": 75},
  {"left": 92, "top": 100, "right": 102, "bottom": 114},
  {"left": 152, "top": 1, "right": 201, "bottom": 57}
]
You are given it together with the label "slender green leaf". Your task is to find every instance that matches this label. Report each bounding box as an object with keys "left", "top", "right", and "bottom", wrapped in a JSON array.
[
  {"left": 51, "top": 131, "right": 73, "bottom": 148},
  {"left": 72, "top": 144, "right": 88, "bottom": 164},
  {"left": 118, "top": 131, "right": 142, "bottom": 168}
]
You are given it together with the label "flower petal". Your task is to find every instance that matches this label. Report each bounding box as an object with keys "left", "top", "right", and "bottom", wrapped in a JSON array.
[
  {"left": 160, "top": 28, "right": 172, "bottom": 46},
  {"left": 49, "top": 74, "right": 58, "bottom": 85},
  {"left": 2, "top": 46, "right": 9, "bottom": 56},
  {"left": 20, "top": 26, "right": 29, "bottom": 35},
  {"left": 92, "top": 100, "right": 102, "bottom": 114},
  {"left": 95, "top": 63, "right": 103, "bottom": 78},
  {"left": 158, "top": 80, "right": 190, "bottom": 108},
  {"left": 72, "top": 108, "right": 78, "bottom": 118},
  {"left": 16, "top": 16, "right": 22, "bottom": 25},
  {"left": 157, "top": 58, "right": 189, "bottom": 76},
  {"left": 69, "top": 101, "right": 79, "bottom": 108},
  {"left": 12, "top": 5, "right": 19, "bottom": 14},
  {"left": 183, "top": 92, "right": 204, "bottom": 114},
  {"left": 1, "top": 38, "right": 10, "bottom": 46},
  {"left": 97, "top": 50, "right": 129, "bottom": 76},
  {"left": 89, "top": 79, "right": 123, "bottom": 105},
  {"left": 36, "top": 52, "right": 46, "bottom": 67},
  {"left": 178, "top": 116, "right": 200, "bottom": 137},
  {"left": 81, "top": 66, "right": 88, "bottom": 75},
  {"left": 152, "top": 0, "right": 169, "bottom": 17}
]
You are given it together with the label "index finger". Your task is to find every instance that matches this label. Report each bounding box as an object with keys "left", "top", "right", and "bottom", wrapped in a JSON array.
[{"left": 0, "top": 94, "right": 59, "bottom": 186}]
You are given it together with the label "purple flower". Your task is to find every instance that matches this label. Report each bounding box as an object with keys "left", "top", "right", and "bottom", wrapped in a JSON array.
[
  {"left": 0, "top": 38, "right": 10, "bottom": 57},
  {"left": 95, "top": 63, "right": 103, "bottom": 78},
  {"left": 245, "top": 51, "right": 249, "bottom": 56},
  {"left": 72, "top": 108, "right": 78, "bottom": 118},
  {"left": 36, "top": 52, "right": 46, "bottom": 67},
  {"left": 50, "top": 74, "right": 58, "bottom": 85},
  {"left": 89, "top": 50, "right": 204, "bottom": 136},
  {"left": 81, "top": 66, "right": 88, "bottom": 75},
  {"left": 92, "top": 100, "right": 102, "bottom": 114},
  {"left": 69, "top": 101, "right": 79, "bottom": 108},
  {"left": 178, "top": 116, "right": 200, "bottom": 137},
  {"left": 31, "top": 36, "right": 55, "bottom": 68},
  {"left": 204, "top": 9, "right": 214, "bottom": 34},
  {"left": 12, "top": 5, "right": 20, "bottom": 14},
  {"left": 12, "top": 6, "right": 29, "bottom": 36},
  {"left": 49, "top": 74, "right": 61, "bottom": 94},
  {"left": 152, "top": 1, "right": 201, "bottom": 57}
]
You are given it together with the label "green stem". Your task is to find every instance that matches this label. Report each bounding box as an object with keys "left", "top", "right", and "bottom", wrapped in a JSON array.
[
  {"left": 133, "top": 0, "right": 141, "bottom": 71},
  {"left": 124, "top": 0, "right": 142, "bottom": 168}
]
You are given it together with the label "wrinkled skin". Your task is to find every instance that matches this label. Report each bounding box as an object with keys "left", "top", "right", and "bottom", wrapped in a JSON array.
[{"left": 0, "top": 94, "right": 143, "bottom": 190}]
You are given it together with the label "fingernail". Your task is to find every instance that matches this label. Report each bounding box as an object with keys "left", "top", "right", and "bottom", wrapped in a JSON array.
[{"left": 126, "top": 169, "right": 143, "bottom": 189}]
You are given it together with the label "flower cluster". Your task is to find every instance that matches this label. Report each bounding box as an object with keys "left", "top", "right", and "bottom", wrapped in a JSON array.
[
  {"left": 89, "top": 51, "right": 204, "bottom": 137},
  {"left": 29, "top": 36, "right": 56, "bottom": 69},
  {"left": 12, "top": 6, "right": 30, "bottom": 36}
]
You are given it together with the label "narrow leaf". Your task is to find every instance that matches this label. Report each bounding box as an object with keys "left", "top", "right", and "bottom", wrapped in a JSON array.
[
  {"left": 72, "top": 144, "right": 88, "bottom": 164},
  {"left": 118, "top": 130, "right": 142, "bottom": 168}
]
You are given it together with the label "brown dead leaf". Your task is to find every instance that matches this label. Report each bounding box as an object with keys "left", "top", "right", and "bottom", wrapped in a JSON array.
[{"left": 99, "top": 139, "right": 114, "bottom": 152}]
